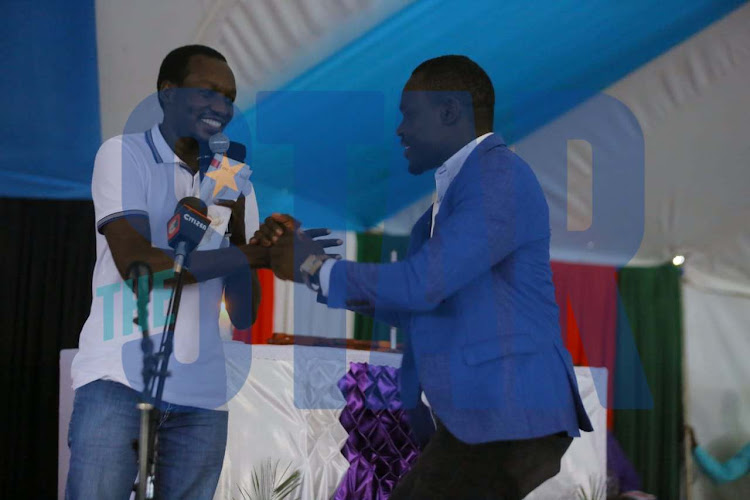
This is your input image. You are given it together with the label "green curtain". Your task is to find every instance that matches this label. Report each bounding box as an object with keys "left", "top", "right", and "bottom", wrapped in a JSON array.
[
  {"left": 614, "top": 264, "right": 684, "bottom": 500},
  {"left": 353, "top": 233, "right": 410, "bottom": 341}
]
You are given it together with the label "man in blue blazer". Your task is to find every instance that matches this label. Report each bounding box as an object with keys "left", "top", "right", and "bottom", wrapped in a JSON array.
[{"left": 255, "top": 55, "right": 593, "bottom": 499}]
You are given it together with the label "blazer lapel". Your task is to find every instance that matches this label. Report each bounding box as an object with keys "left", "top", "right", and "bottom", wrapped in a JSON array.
[
  {"left": 437, "top": 133, "right": 507, "bottom": 218},
  {"left": 406, "top": 134, "right": 506, "bottom": 257},
  {"left": 407, "top": 206, "right": 434, "bottom": 256}
]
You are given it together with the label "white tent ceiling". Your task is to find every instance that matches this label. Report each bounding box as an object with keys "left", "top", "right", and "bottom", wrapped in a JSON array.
[
  {"left": 95, "top": 0, "right": 412, "bottom": 141},
  {"left": 602, "top": 5, "right": 750, "bottom": 280}
]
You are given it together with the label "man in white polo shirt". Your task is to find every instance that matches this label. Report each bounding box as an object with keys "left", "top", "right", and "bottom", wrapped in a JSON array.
[{"left": 66, "top": 45, "right": 276, "bottom": 500}]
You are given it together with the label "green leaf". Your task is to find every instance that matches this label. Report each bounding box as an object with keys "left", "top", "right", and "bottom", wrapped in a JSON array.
[{"left": 237, "top": 458, "right": 303, "bottom": 500}]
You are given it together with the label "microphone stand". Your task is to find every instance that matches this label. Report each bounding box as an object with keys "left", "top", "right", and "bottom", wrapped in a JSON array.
[
  {"left": 133, "top": 196, "right": 210, "bottom": 499},
  {"left": 135, "top": 258, "right": 188, "bottom": 500},
  {"left": 150, "top": 265, "right": 186, "bottom": 405},
  {"left": 127, "top": 262, "right": 157, "bottom": 500}
]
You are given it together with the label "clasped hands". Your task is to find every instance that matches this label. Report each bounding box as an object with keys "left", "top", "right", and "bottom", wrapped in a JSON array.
[{"left": 249, "top": 213, "right": 342, "bottom": 283}]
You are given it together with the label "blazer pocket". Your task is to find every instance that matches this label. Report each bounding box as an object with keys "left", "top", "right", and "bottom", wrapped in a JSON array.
[{"left": 462, "top": 334, "right": 538, "bottom": 366}]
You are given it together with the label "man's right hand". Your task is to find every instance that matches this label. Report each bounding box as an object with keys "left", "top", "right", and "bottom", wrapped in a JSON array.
[
  {"left": 249, "top": 213, "right": 296, "bottom": 246},
  {"left": 249, "top": 214, "right": 341, "bottom": 249}
]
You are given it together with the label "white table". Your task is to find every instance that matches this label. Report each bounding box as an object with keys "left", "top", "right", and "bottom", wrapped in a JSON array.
[{"left": 59, "top": 343, "right": 607, "bottom": 499}]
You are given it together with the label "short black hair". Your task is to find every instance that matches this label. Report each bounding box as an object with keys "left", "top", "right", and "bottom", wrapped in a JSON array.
[
  {"left": 407, "top": 55, "right": 495, "bottom": 133},
  {"left": 157, "top": 45, "right": 227, "bottom": 91}
]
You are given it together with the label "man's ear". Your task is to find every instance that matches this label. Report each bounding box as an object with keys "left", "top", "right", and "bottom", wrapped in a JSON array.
[
  {"left": 439, "top": 96, "right": 461, "bottom": 126},
  {"left": 159, "top": 82, "right": 176, "bottom": 106}
]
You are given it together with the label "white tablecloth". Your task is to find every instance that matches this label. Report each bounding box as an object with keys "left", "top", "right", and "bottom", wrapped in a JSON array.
[{"left": 59, "top": 343, "right": 607, "bottom": 499}]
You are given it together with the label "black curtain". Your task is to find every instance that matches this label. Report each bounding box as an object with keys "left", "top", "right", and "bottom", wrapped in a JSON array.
[{"left": 0, "top": 198, "right": 96, "bottom": 498}]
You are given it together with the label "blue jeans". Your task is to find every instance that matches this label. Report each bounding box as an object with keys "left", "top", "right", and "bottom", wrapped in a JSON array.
[{"left": 66, "top": 380, "right": 228, "bottom": 500}]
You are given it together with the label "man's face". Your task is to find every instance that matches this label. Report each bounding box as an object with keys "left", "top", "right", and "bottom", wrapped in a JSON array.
[
  {"left": 397, "top": 81, "right": 447, "bottom": 175},
  {"left": 166, "top": 55, "right": 237, "bottom": 142}
]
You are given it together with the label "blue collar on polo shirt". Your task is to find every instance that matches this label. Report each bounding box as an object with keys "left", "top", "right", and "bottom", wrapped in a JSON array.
[{"left": 145, "top": 124, "right": 196, "bottom": 175}]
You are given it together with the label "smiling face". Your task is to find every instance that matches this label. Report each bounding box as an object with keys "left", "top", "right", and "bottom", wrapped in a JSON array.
[{"left": 162, "top": 54, "right": 237, "bottom": 143}]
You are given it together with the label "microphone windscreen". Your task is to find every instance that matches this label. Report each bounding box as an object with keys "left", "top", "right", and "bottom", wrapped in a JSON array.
[
  {"left": 175, "top": 196, "right": 208, "bottom": 216},
  {"left": 209, "top": 133, "right": 230, "bottom": 154}
]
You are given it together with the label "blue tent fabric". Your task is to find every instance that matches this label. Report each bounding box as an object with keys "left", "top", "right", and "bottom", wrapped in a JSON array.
[
  {"left": 1, "top": 0, "right": 101, "bottom": 199},
  {"left": 243, "top": 0, "right": 746, "bottom": 230}
]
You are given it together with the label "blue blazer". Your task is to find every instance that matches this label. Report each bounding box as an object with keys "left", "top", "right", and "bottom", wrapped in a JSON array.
[{"left": 326, "top": 134, "right": 593, "bottom": 444}]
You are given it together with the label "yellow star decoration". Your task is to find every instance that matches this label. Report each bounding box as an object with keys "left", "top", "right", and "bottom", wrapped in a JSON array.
[{"left": 206, "top": 156, "right": 245, "bottom": 197}]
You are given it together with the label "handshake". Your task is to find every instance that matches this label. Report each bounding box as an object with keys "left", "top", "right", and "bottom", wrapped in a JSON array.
[{"left": 246, "top": 213, "right": 342, "bottom": 287}]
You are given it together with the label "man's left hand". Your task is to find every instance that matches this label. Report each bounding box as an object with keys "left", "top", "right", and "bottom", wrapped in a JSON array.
[
  {"left": 253, "top": 214, "right": 341, "bottom": 282},
  {"left": 268, "top": 228, "right": 326, "bottom": 282}
]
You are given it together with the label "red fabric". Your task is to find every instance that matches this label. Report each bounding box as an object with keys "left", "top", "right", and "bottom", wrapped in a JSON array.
[
  {"left": 233, "top": 269, "right": 275, "bottom": 344},
  {"left": 551, "top": 262, "right": 618, "bottom": 428}
]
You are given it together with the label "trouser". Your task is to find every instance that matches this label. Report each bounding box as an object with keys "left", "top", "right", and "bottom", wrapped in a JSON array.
[
  {"left": 65, "top": 380, "right": 227, "bottom": 500},
  {"left": 389, "top": 419, "right": 572, "bottom": 500}
]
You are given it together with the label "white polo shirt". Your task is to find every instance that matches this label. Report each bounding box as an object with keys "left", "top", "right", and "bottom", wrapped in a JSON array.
[{"left": 72, "top": 124, "right": 259, "bottom": 409}]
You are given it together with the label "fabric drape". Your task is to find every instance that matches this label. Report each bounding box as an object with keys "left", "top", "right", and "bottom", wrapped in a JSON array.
[
  {"left": 551, "top": 262, "right": 618, "bottom": 428},
  {"left": 614, "top": 264, "right": 683, "bottom": 500},
  {"left": 353, "top": 233, "right": 409, "bottom": 342},
  {"left": 334, "top": 362, "right": 420, "bottom": 499},
  {"left": 233, "top": 268, "right": 275, "bottom": 344},
  {"left": 0, "top": 198, "right": 96, "bottom": 498}
]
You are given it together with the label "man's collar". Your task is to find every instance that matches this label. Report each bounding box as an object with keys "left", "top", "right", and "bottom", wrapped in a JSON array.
[
  {"left": 147, "top": 124, "right": 189, "bottom": 166},
  {"left": 435, "top": 132, "right": 495, "bottom": 183}
]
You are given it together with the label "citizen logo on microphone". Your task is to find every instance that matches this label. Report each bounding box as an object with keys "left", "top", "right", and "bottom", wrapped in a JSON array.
[
  {"left": 167, "top": 198, "right": 211, "bottom": 261},
  {"left": 183, "top": 212, "right": 208, "bottom": 231}
]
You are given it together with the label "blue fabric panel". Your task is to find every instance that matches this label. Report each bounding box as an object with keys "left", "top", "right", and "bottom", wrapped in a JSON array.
[{"left": 1, "top": 0, "right": 100, "bottom": 198}]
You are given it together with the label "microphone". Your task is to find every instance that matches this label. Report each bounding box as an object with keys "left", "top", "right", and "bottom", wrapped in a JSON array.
[
  {"left": 210, "top": 132, "right": 246, "bottom": 162},
  {"left": 167, "top": 197, "right": 211, "bottom": 273},
  {"left": 198, "top": 133, "right": 246, "bottom": 176},
  {"left": 209, "top": 132, "right": 229, "bottom": 155},
  {"left": 199, "top": 133, "right": 251, "bottom": 210}
]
